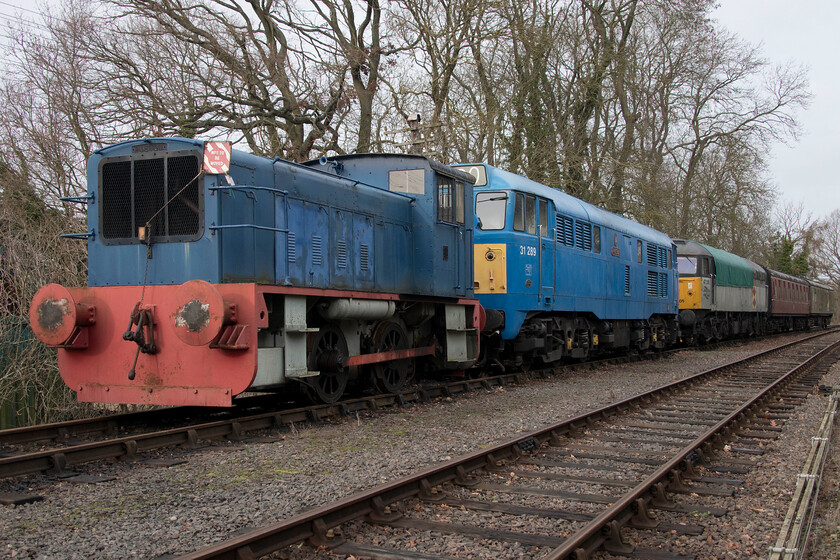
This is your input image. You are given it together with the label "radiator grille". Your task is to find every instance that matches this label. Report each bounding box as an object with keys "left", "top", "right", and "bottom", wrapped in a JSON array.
[
  {"left": 647, "top": 271, "right": 659, "bottom": 297},
  {"left": 624, "top": 266, "right": 630, "bottom": 295},
  {"left": 167, "top": 156, "right": 202, "bottom": 236},
  {"left": 312, "top": 236, "right": 323, "bottom": 266},
  {"left": 556, "top": 215, "right": 573, "bottom": 246},
  {"left": 287, "top": 232, "right": 296, "bottom": 263},
  {"left": 360, "top": 244, "right": 369, "bottom": 271},
  {"left": 575, "top": 221, "right": 592, "bottom": 251},
  {"left": 337, "top": 240, "right": 348, "bottom": 269},
  {"left": 100, "top": 151, "right": 201, "bottom": 242},
  {"left": 101, "top": 161, "right": 132, "bottom": 239},
  {"left": 647, "top": 244, "right": 657, "bottom": 266}
]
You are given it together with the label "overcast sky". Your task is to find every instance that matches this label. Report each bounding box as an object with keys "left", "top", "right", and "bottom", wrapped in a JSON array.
[
  {"left": 713, "top": 1, "right": 840, "bottom": 221},
  {"left": 1, "top": 0, "right": 837, "bottom": 221}
]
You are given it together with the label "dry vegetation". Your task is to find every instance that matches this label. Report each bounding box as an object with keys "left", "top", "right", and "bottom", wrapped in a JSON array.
[{"left": 0, "top": 182, "right": 93, "bottom": 426}]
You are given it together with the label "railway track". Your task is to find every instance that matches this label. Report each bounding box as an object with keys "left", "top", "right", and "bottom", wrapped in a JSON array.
[
  {"left": 167, "top": 330, "right": 840, "bottom": 560},
  {"left": 0, "top": 374, "right": 526, "bottom": 484},
  {"left": 0, "top": 330, "right": 816, "bottom": 454},
  {"left": 0, "top": 331, "right": 829, "bottom": 486}
]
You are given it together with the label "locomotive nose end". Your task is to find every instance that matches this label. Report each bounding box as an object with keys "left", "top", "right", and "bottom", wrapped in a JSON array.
[
  {"left": 170, "top": 280, "right": 226, "bottom": 346},
  {"left": 30, "top": 284, "right": 94, "bottom": 346}
]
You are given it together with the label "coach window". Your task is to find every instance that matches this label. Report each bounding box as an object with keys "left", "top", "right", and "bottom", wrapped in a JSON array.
[
  {"left": 513, "top": 192, "right": 525, "bottom": 231},
  {"left": 593, "top": 226, "right": 601, "bottom": 253},
  {"left": 637, "top": 240, "right": 643, "bottom": 263},
  {"left": 437, "top": 174, "right": 464, "bottom": 224},
  {"left": 475, "top": 192, "right": 507, "bottom": 230},
  {"left": 539, "top": 199, "right": 549, "bottom": 237},
  {"left": 526, "top": 195, "right": 537, "bottom": 234}
]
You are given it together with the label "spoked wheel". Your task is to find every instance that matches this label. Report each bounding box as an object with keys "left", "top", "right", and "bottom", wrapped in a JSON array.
[
  {"left": 371, "top": 321, "right": 411, "bottom": 394},
  {"left": 305, "top": 324, "right": 349, "bottom": 404}
]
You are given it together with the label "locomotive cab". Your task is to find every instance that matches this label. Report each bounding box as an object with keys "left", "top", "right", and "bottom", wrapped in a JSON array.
[
  {"left": 471, "top": 185, "right": 558, "bottom": 340},
  {"left": 676, "top": 249, "right": 715, "bottom": 311},
  {"left": 675, "top": 239, "right": 768, "bottom": 341}
]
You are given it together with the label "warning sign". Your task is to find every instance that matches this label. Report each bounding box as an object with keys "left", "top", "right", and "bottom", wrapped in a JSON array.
[{"left": 203, "top": 142, "right": 231, "bottom": 174}]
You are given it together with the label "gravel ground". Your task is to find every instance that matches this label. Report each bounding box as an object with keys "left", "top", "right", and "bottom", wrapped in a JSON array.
[{"left": 1, "top": 332, "right": 837, "bottom": 560}]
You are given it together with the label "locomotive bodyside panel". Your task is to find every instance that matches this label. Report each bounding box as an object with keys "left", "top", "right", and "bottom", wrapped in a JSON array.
[{"left": 302, "top": 155, "right": 475, "bottom": 300}]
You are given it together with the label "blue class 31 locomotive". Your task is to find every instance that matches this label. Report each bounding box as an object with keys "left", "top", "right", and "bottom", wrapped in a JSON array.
[{"left": 456, "top": 163, "right": 680, "bottom": 370}]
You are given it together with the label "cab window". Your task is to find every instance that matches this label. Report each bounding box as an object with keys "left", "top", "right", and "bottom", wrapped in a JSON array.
[
  {"left": 678, "top": 256, "right": 696, "bottom": 274},
  {"left": 539, "top": 199, "right": 549, "bottom": 237},
  {"left": 437, "top": 174, "right": 464, "bottom": 224},
  {"left": 475, "top": 192, "right": 507, "bottom": 230},
  {"left": 593, "top": 226, "right": 601, "bottom": 253},
  {"left": 525, "top": 195, "right": 536, "bottom": 234},
  {"left": 513, "top": 193, "right": 525, "bottom": 231}
]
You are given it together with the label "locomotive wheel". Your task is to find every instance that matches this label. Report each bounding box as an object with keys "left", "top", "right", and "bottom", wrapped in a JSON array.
[
  {"left": 305, "top": 324, "right": 349, "bottom": 404},
  {"left": 371, "top": 321, "right": 411, "bottom": 394}
]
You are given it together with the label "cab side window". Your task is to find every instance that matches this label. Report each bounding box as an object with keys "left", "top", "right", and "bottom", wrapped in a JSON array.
[
  {"left": 437, "top": 174, "right": 464, "bottom": 224},
  {"left": 539, "top": 199, "right": 549, "bottom": 237},
  {"left": 525, "top": 195, "right": 536, "bottom": 234},
  {"left": 513, "top": 193, "right": 525, "bottom": 231}
]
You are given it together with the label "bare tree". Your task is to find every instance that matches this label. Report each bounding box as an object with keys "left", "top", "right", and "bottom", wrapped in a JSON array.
[
  {"left": 0, "top": 0, "right": 108, "bottom": 211},
  {"left": 390, "top": 0, "right": 485, "bottom": 159},
  {"left": 669, "top": 28, "right": 809, "bottom": 238},
  {"left": 815, "top": 210, "right": 840, "bottom": 287},
  {"left": 272, "top": 0, "right": 402, "bottom": 154},
  {"left": 103, "top": 0, "right": 355, "bottom": 160}
]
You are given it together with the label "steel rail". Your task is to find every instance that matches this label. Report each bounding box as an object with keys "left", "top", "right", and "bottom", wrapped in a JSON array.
[
  {"left": 0, "top": 398, "right": 270, "bottom": 447},
  {"left": 171, "top": 330, "right": 839, "bottom": 560},
  {"left": 0, "top": 373, "right": 529, "bottom": 480},
  {"left": 543, "top": 336, "right": 840, "bottom": 559},
  {"left": 3, "top": 329, "right": 822, "bottom": 449},
  {"left": 0, "top": 372, "right": 530, "bottom": 450}
]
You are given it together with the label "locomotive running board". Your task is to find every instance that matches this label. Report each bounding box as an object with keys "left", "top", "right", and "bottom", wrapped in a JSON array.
[{"left": 344, "top": 344, "right": 436, "bottom": 367}]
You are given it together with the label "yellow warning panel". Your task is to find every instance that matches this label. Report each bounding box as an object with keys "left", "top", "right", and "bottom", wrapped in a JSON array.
[
  {"left": 679, "top": 277, "right": 701, "bottom": 309},
  {"left": 474, "top": 244, "right": 507, "bottom": 294}
]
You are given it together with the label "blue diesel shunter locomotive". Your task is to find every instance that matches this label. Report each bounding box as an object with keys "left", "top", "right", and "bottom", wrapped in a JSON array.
[
  {"left": 30, "top": 138, "right": 481, "bottom": 406},
  {"left": 455, "top": 163, "right": 679, "bottom": 367}
]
